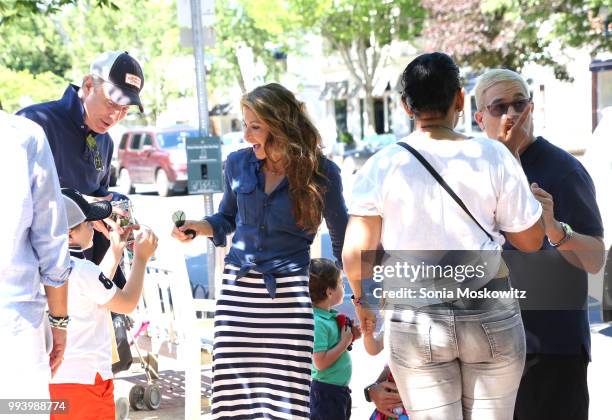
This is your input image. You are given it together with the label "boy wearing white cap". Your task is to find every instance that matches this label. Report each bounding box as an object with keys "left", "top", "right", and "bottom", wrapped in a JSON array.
[{"left": 49, "top": 188, "right": 158, "bottom": 420}]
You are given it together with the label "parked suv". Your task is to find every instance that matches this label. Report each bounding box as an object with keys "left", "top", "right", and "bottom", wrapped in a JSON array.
[{"left": 117, "top": 126, "right": 196, "bottom": 197}]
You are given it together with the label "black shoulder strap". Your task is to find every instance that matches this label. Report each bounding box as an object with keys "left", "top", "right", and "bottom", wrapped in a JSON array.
[{"left": 397, "top": 141, "right": 494, "bottom": 242}]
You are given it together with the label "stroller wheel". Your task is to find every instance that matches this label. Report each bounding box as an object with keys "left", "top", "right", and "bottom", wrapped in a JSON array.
[
  {"left": 144, "top": 384, "right": 162, "bottom": 410},
  {"left": 115, "top": 397, "right": 130, "bottom": 420},
  {"left": 129, "top": 384, "right": 146, "bottom": 411}
]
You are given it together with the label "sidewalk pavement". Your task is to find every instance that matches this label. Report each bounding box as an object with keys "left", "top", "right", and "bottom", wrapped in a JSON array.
[
  {"left": 115, "top": 323, "right": 612, "bottom": 420},
  {"left": 113, "top": 341, "right": 386, "bottom": 419}
]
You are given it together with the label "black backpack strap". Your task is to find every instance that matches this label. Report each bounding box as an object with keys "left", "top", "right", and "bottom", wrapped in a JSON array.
[{"left": 397, "top": 141, "right": 494, "bottom": 242}]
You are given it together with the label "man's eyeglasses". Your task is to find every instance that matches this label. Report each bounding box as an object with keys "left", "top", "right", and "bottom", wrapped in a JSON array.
[
  {"left": 485, "top": 99, "right": 531, "bottom": 118},
  {"left": 105, "top": 99, "right": 130, "bottom": 114},
  {"left": 95, "top": 79, "right": 130, "bottom": 113}
]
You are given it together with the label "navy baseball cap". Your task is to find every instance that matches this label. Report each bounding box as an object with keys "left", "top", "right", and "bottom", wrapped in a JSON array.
[
  {"left": 62, "top": 188, "right": 112, "bottom": 229},
  {"left": 90, "top": 51, "right": 144, "bottom": 112}
]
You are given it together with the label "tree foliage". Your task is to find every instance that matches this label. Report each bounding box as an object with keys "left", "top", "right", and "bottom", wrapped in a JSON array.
[
  {"left": 0, "top": 68, "right": 66, "bottom": 112},
  {"left": 209, "top": 0, "right": 290, "bottom": 94},
  {"left": 59, "top": 0, "right": 191, "bottom": 122},
  {"left": 0, "top": 0, "right": 190, "bottom": 122},
  {"left": 0, "top": 0, "right": 117, "bottom": 24},
  {"left": 287, "top": 0, "right": 425, "bottom": 131},
  {"left": 422, "top": 0, "right": 612, "bottom": 80},
  {"left": 0, "top": 14, "right": 72, "bottom": 76}
]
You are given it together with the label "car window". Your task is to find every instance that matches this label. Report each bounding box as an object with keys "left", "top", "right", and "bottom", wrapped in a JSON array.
[
  {"left": 157, "top": 130, "right": 199, "bottom": 149},
  {"left": 119, "top": 133, "right": 128, "bottom": 150},
  {"left": 221, "top": 133, "right": 245, "bottom": 146},
  {"left": 129, "top": 134, "right": 143, "bottom": 150},
  {"left": 143, "top": 135, "right": 153, "bottom": 147}
]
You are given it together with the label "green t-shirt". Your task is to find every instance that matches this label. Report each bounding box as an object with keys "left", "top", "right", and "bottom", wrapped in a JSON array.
[{"left": 311, "top": 307, "right": 352, "bottom": 386}]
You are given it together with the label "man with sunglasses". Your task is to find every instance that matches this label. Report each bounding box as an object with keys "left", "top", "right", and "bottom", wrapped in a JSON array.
[
  {"left": 475, "top": 69, "right": 605, "bottom": 420},
  {"left": 17, "top": 51, "right": 145, "bottom": 288}
]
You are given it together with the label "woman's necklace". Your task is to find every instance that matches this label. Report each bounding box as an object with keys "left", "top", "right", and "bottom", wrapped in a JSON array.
[{"left": 419, "top": 124, "right": 455, "bottom": 132}]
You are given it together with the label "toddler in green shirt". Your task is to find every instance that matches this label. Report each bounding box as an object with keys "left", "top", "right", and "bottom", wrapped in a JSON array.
[{"left": 309, "top": 258, "right": 361, "bottom": 420}]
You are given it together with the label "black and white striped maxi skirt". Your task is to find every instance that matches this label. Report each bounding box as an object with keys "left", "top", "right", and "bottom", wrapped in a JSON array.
[{"left": 211, "top": 264, "right": 313, "bottom": 419}]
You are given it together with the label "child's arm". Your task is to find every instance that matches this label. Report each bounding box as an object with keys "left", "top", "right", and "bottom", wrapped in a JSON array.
[
  {"left": 363, "top": 318, "right": 384, "bottom": 355},
  {"left": 313, "top": 325, "right": 353, "bottom": 371},
  {"left": 99, "top": 228, "right": 131, "bottom": 280},
  {"left": 103, "top": 229, "right": 158, "bottom": 314}
]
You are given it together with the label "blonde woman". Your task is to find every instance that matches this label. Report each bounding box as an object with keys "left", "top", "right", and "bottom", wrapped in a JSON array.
[{"left": 172, "top": 83, "right": 348, "bottom": 419}]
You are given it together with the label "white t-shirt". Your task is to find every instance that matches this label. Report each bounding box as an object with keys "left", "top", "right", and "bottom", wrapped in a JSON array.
[
  {"left": 348, "top": 134, "right": 542, "bottom": 251},
  {"left": 51, "top": 257, "right": 118, "bottom": 384}
]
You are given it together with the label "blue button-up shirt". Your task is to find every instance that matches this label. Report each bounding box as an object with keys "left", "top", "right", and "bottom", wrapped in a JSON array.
[
  {"left": 17, "top": 84, "right": 114, "bottom": 196},
  {"left": 0, "top": 112, "right": 71, "bottom": 334},
  {"left": 205, "top": 148, "right": 348, "bottom": 297}
]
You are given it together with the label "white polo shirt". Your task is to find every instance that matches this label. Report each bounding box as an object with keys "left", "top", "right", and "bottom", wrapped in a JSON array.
[
  {"left": 348, "top": 134, "right": 542, "bottom": 251},
  {"left": 51, "top": 257, "right": 118, "bottom": 384}
]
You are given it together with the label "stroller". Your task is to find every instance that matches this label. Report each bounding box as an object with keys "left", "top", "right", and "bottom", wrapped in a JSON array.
[
  {"left": 112, "top": 313, "right": 161, "bottom": 419},
  {"left": 110, "top": 200, "right": 163, "bottom": 418}
]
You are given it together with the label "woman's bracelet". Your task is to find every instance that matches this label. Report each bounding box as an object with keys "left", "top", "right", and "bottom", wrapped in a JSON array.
[
  {"left": 48, "top": 314, "right": 70, "bottom": 330},
  {"left": 351, "top": 294, "right": 365, "bottom": 306}
]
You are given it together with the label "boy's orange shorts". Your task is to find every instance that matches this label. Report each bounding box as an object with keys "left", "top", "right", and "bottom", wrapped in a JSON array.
[{"left": 49, "top": 373, "right": 115, "bottom": 420}]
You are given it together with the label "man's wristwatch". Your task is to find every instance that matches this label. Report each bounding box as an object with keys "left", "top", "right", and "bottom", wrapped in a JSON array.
[
  {"left": 364, "top": 382, "right": 377, "bottom": 403},
  {"left": 548, "top": 222, "right": 573, "bottom": 247}
]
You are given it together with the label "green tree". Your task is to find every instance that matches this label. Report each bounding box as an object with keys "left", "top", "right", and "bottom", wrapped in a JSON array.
[
  {"left": 0, "top": 1, "right": 191, "bottom": 123},
  {"left": 0, "top": 67, "right": 66, "bottom": 112},
  {"left": 0, "top": 0, "right": 116, "bottom": 24},
  {"left": 422, "top": 0, "right": 612, "bottom": 80},
  {"left": 0, "top": 14, "right": 73, "bottom": 76},
  {"left": 0, "top": 11, "right": 71, "bottom": 112},
  {"left": 56, "top": 0, "right": 191, "bottom": 123},
  {"left": 0, "top": 1, "right": 112, "bottom": 98},
  {"left": 210, "top": 0, "right": 291, "bottom": 94},
  {"left": 287, "top": 0, "right": 425, "bottom": 132}
]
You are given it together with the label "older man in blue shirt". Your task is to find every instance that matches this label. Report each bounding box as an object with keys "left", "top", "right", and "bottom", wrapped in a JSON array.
[
  {"left": 18, "top": 51, "right": 144, "bottom": 288},
  {"left": 0, "top": 111, "right": 72, "bottom": 409}
]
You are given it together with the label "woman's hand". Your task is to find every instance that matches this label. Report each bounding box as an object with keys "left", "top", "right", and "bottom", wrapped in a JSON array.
[
  {"left": 369, "top": 381, "right": 404, "bottom": 419},
  {"left": 171, "top": 220, "right": 210, "bottom": 243},
  {"left": 363, "top": 318, "right": 376, "bottom": 337},
  {"left": 355, "top": 304, "right": 376, "bottom": 334}
]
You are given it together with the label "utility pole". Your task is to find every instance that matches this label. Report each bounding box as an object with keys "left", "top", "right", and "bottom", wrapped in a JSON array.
[{"left": 189, "top": 0, "right": 216, "bottom": 299}]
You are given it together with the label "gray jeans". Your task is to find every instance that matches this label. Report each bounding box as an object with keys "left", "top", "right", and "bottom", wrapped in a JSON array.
[{"left": 387, "top": 300, "right": 525, "bottom": 420}]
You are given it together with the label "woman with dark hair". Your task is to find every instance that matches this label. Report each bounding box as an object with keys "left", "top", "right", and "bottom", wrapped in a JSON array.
[
  {"left": 172, "top": 83, "right": 348, "bottom": 419},
  {"left": 343, "top": 52, "right": 545, "bottom": 419}
]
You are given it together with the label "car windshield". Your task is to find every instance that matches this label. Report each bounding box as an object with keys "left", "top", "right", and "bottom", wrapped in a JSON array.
[{"left": 157, "top": 130, "right": 199, "bottom": 149}]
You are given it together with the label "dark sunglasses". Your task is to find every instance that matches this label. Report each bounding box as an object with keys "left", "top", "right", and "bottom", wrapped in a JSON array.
[{"left": 485, "top": 99, "right": 531, "bottom": 118}]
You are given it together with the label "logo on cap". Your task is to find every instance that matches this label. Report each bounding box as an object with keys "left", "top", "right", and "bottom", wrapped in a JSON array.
[{"left": 125, "top": 73, "right": 142, "bottom": 89}]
